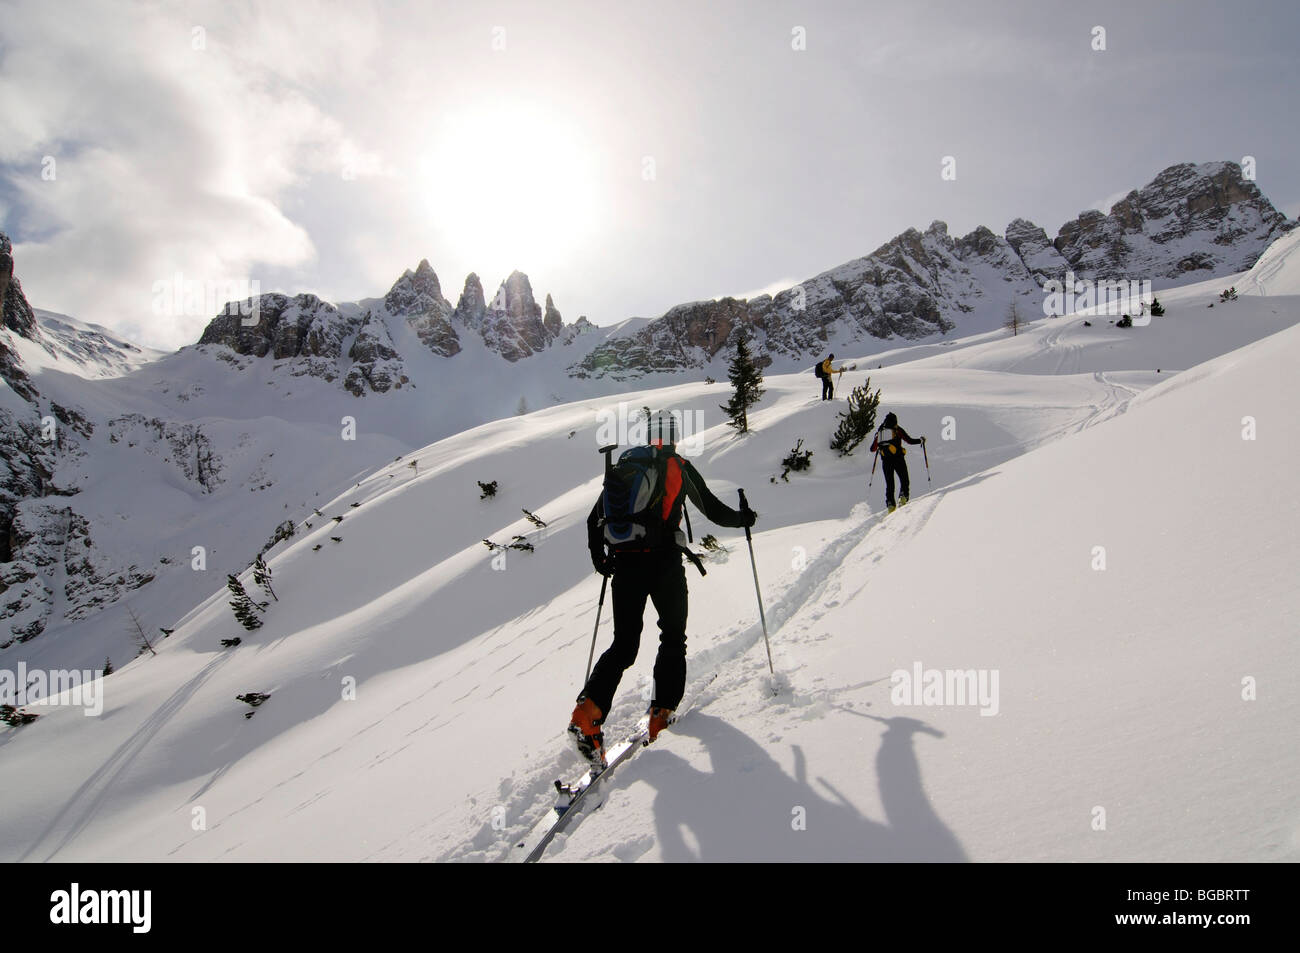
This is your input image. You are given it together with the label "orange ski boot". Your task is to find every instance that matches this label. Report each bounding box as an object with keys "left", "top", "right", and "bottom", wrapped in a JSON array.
[
  {"left": 568, "top": 697, "right": 605, "bottom": 763},
  {"left": 647, "top": 706, "right": 675, "bottom": 743}
]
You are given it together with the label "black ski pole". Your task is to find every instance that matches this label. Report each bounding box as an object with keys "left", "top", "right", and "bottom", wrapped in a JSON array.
[
  {"left": 737, "top": 489, "right": 774, "bottom": 677},
  {"left": 868, "top": 438, "right": 880, "bottom": 490},
  {"left": 584, "top": 443, "right": 618, "bottom": 684},
  {"left": 921, "top": 436, "right": 931, "bottom": 484},
  {"left": 585, "top": 573, "right": 607, "bottom": 685}
]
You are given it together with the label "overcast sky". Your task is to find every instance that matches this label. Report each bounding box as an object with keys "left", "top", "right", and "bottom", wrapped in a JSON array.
[{"left": 2, "top": 0, "right": 1297, "bottom": 350}]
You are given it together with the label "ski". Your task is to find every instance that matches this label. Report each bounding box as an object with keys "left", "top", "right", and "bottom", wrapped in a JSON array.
[
  {"left": 510, "top": 675, "right": 716, "bottom": 863},
  {"left": 510, "top": 722, "right": 648, "bottom": 864}
]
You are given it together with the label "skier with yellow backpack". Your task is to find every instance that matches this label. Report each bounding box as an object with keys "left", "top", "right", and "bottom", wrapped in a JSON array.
[{"left": 869, "top": 412, "right": 926, "bottom": 513}]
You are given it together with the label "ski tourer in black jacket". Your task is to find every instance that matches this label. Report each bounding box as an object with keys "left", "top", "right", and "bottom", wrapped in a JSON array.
[{"left": 578, "top": 450, "right": 754, "bottom": 720}]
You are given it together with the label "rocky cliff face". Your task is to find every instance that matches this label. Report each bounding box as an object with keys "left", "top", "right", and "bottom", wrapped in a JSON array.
[
  {"left": 194, "top": 263, "right": 586, "bottom": 389},
  {"left": 388, "top": 259, "right": 460, "bottom": 358},
  {"left": 480, "top": 271, "right": 560, "bottom": 362},
  {"left": 572, "top": 161, "right": 1295, "bottom": 379},
  {"left": 197, "top": 293, "right": 356, "bottom": 365},
  {"left": 1, "top": 232, "right": 159, "bottom": 646},
  {"left": 574, "top": 218, "right": 1050, "bottom": 378},
  {"left": 1, "top": 232, "right": 39, "bottom": 402},
  {"left": 1053, "top": 161, "right": 1291, "bottom": 279},
  {"left": 1005, "top": 218, "right": 1072, "bottom": 285}
]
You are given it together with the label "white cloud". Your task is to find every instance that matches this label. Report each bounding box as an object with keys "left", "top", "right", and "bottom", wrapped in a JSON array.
[{"left": 0, "top": 1, "right": 383, "bottom": 348}]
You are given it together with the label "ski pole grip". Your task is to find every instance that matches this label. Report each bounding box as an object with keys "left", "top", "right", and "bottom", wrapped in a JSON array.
[
  {"left": 737, "top": 488, "right": 749, "bottom": 512},
  {"left": 599, "top": 443, "right": 617, "bottom": 474}
]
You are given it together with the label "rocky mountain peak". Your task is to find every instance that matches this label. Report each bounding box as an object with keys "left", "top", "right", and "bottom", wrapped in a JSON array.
[
  {"left": 490, "top": 271, "right": 542, "bottom": 322},
  {"left": 454, "top": 273, "right": 488, "bottom": 329},
  {"left": 1053, "top": 160, "right": 1293, "bottom": 278},
  {"left": 476, "top": 271, "right": 561, "bottom": 362},
  {"left": 543, "top": 293, "right": 562, "bottom": 337},
  {"left": 1004, "top": 218, "right": 1070, "bottom": 284},
  {"left": 385, "top": 259, "right": 451, "bottom": 318}
]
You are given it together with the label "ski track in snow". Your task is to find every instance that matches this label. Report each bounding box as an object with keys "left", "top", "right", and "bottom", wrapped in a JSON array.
[
  {"left": 446, "top": 490, "right": 949, "bottom": 862},
  {"left": 20, "top": 653, "right": 236, "bottom": 862}
]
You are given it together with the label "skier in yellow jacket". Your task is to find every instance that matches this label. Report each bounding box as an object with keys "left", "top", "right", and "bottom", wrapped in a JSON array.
[{"left": 818, "top": 354, "right": 838, "bottom": 400}]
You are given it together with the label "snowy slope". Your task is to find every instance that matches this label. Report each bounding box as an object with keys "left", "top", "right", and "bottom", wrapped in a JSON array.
[
  {"left": 550, "top": 321, "right": 1299, "bottom": 863},
  {"left": 8, "top": 310, "right": 165, "bottom": 379},
  {"left": 2, "top": 239, "right": 1298, "bottom": 863}
]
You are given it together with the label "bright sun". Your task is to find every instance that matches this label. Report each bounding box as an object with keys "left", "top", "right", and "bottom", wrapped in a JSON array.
[{"left": 419, "top": 102, "right": 602, "bottom": 279}]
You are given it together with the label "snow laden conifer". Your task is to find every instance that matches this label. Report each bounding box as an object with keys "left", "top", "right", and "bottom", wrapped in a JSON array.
[
  {"left": 253, "top": 553, "right": 277, "bottom": 602},
  {"left": 227, "top": 574, "right": 267, "bottom": 631},
  {"left": 830, "top": 378, "right": 882, "bottom": 455},
  {"left": 719, "top": 330, "right": 764, "bottom": 434}
]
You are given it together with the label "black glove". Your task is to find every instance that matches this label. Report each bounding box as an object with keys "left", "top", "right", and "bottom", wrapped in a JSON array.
[
  {"left": 591, "top": 551, "right": 613, "bottom": 577},
  {"left": 741, "top": 508, "right": 757, "bottom": 529}
]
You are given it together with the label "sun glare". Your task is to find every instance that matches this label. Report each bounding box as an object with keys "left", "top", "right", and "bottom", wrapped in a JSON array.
[{"left": 418, "top": 103, "right": 602, "bottom": 279}]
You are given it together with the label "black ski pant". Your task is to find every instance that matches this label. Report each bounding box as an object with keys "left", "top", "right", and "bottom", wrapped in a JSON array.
[
  {"left": 582, "top": 550, "right": 688, "bottom": 715},
  {"left": 821, "top": 375, "right": 834, "bottom": 400},
  {"left": 882, "top": 451, "right": 910, "bottom": 507}
]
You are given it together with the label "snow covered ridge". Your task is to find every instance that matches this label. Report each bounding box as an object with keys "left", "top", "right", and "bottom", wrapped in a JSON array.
[{"left": 574, "top": 160, "right": 1295, "bottom": 379}]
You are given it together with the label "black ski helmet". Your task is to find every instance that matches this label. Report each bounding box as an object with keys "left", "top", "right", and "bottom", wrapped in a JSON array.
[{"left": 883, "top": 412, "right": 898, "bottom": 428}]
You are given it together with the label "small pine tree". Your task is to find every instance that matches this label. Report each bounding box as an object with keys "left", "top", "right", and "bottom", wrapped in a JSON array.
[
  {"left": 1149, "top": 297, "right": 1165, "bottom": 317},
  {"left": 829, "top": 379, "right": 882, "bottom": 455},
  {"left": 227, "top": 574, "right": 266, "bottom": 631},
  {"left": 103, "top": 657, "right": 114, "bottom": 676},
  {"left": 719, "top": 331, "right": 765, "bottom": 434},
  {"left": 262, "top": 519, "right": 296, "bottom": 554},
  {"left": 779, "top": 439, "right": 813, "bottom": 481},
  {"left": 478, "top": 480, "right": 498, "bottom": 499},
  {"left": 253, "top": 554, "right": 277, "bottom": 602}
]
